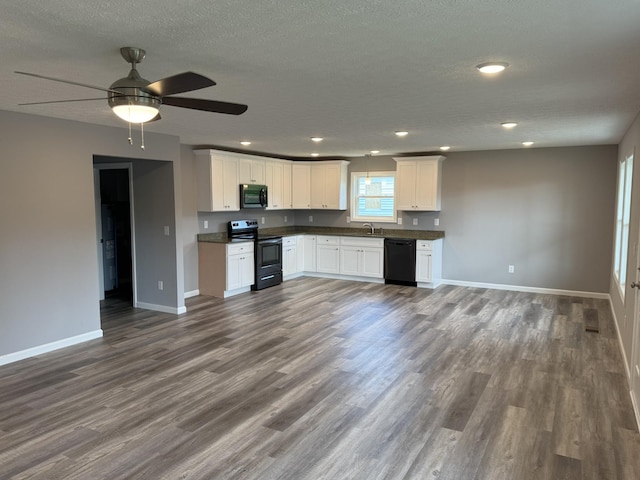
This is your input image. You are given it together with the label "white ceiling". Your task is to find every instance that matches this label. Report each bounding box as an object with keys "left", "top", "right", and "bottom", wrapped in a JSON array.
[{"left": 1, "top": 0, "right": 640, "bottom": 158}]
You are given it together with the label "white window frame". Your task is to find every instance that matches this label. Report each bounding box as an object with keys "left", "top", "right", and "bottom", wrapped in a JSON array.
[
  {"left": 614, "top": 150, "right": 633, "bottom": 300},
  {"left": 350, "top": 171, "right": 397, "bottom": 223}
]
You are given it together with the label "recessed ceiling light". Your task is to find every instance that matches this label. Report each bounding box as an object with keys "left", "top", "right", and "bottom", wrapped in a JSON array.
[
  {"left": 311, "top": 137, "right": 323, "bottom": 142},
  {"left": 476, "top": 62, "right": 509, "bottom": 74},
  {"left": 440, "top": 146, "right": 451, "bottom": 151},
  {"left": 240, "top": 141, "right": 251, "bottom": 146},
  {"left": 501, "top": 122, "right": 518, "bottom": 129},
  {"left": 395, "top": 131, "right": 409, "bottom": 137},
  {"left": 370, "top": 150, "right": 380, "bottom": 154},
  {"left": 522, "top": 141, "right": 534, "bottom": 147},
  {"left": 311, "top": 153, "right": 319, "bottom": 157}
]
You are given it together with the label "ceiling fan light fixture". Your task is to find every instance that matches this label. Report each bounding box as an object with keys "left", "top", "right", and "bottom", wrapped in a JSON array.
[{"left": 111, "top": 103, "right": 159, "bottom": 123}]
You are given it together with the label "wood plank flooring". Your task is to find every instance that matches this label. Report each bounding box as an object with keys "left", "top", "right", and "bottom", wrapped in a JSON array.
[{"left": 1, "top": 279, "right": 639, "bottom": 479}]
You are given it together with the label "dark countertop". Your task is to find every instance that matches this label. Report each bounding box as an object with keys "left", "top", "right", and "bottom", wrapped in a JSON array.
[{"left": 198, "top": 226, "right": 444, "bottom": 244}]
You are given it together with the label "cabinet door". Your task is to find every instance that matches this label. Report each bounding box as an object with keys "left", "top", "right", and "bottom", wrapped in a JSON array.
[
  {"left": 361, "top": 247, "right": 384, "bottom": 278},
  {"left": 395, "top": 161, "right": 417, "bottom": 210},
  {"left": 240, "top": 255, "right": 255, "bottom": 287},
  {"left": 303, "top": 235, "right": 317, "bottom": 272},
  {"left": 317, "top": 244, "right": 340, "bottom": 274},
  {"left": 310, "top": 163, "right": 326, "bottom": 208},
  {"left": 265, "top": 161, "right": 284, "bottom": 209},
  {"left": 222, "top": 157, "right": 240, "bottom": 210},
  {"left": 339, "top": 246, "right": 361, "bottom": 276},
  {"left": 292, "top": 164, "right": 311, "bottom": 208},
  {"left": 283, "top": 162, "right": 292, "bottom": 209},
  {"left": 322, "top": 163, "right": 343, "bottom": 209},
  {"left": 415, "top": 161, "right": 438, "bottom": 210},
  {"left": 239, "top": 159, "right": 266, "bottom": 184},
  {"left": 227, "top": 253, "right": 243, "bottom": 290},
  {"left": 283, "top": 245, "right": 297, "bottom": 276},
  {"left": 416, "top": 250, "right": 432, "bottom": 283}
]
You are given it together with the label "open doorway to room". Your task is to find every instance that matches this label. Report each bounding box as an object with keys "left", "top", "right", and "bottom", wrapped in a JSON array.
[{"left": 94, "top": 164, "right": 135, "bottom": 305}]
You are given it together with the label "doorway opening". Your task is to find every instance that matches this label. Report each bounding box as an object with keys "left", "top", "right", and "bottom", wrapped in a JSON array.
[{"left": 95, "top": 165, "right": 135, "bottom": 305}]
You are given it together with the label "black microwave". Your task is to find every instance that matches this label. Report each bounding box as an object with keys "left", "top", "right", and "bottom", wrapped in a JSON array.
[{"left": 240, "top": 184, "right": 268, "bottom": 208}]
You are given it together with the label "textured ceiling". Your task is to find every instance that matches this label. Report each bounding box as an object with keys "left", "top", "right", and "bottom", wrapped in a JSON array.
[{"left": 1, "top": 0, "right": 640, "bottom": 158}]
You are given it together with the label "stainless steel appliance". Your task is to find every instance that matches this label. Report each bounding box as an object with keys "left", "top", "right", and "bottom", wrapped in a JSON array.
[
  {"left": 227, "top": 219, "right": 282, "bottom": 290},
  {"left": 384, "top": 238, "right": 417, "bottom": 286},
  {"left": 240, "top": 184, "right": 268, "bottom": 209}
]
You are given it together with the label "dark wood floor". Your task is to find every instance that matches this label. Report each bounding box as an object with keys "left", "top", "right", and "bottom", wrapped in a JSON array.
[{"left": 1, "top": 278, "right": 639, "bottom": 479}]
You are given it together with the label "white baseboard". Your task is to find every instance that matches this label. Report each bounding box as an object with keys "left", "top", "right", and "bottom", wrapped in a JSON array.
[
  {"left": 135, "top": 302, "right": 187, "bottom": 315},
  {"left": 184, "top": 289, "right": 200, "bottom": 299},
  {"left": 441, "top": 279, "right": 609, "bottom": 299},
  {"left": 609, "top": 299, "right": 640, "bottom": 430},
  {"left": 0, "top": 330, "right": 103, "bottom": 366}
]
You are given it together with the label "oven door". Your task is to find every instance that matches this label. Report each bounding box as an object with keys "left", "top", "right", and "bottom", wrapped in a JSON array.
[{"left": 253, "top": 237, "right": 283, "bottom": 290}]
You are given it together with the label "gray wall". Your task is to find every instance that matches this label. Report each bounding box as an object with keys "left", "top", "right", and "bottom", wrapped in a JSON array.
[
  {"left": 440, "top": 147, "right": 616, "bottom": 292},
  {"left": 0, "top": 109, "right": 182, "bottom": 359}
]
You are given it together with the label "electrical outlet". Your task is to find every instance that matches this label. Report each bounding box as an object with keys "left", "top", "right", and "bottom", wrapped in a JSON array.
[
  {"left": 284, "top": 215, "right": 288, "bottom": 223},
  {"left": 261, "top": 217, "right": 265, "bottom": 224},
  {"left": 398, "top": 217, "right": 402, "bottom": 225},
  {"left": 346, "top": 216, "right": 351, "bottom": 224},
  {"left": 204, "top": 220, "right": 208, "bottom": 229},
  {"left": 412, "top": 218, "right": 418, "bottom": 226},
  {"left": 434, "top": 218, "right": 440, "bottom": 226},
  {"left": 508, "top": 265, "right": 515, "bottom": 273},
  {"left": 164, "top": 226, "right": 170, "bottom": 236},
  {"left": 309, "top": 215, "right": 313, "bottom": 222},
  {"left": 158, "top": 280, "right": 164, "bottom": 290}
]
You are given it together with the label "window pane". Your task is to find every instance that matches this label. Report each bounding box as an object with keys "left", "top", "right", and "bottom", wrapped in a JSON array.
[{"left": 351, "top": 172, "right": 396, "bottom": 222}]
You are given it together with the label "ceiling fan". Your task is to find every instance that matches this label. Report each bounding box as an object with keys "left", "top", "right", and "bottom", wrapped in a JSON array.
[{"left": 15, "top": 47, "right": 248, "bottom": 124}]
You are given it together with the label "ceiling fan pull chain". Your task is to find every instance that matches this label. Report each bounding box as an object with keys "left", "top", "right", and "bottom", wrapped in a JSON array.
[
  {"left": 140, "top": 122, "right": 145, "bottom": 150},
  {"left": 128, "top": 120, "right": 133, "bottom": 145}
]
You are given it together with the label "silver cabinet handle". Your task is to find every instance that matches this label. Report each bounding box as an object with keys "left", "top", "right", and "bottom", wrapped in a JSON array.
[{"left": 631, "top": 282, "right": 640, "bottom": 289}]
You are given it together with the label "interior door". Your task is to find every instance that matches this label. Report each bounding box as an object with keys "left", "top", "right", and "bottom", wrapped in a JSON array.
[{"left": 101, "top": 204, "right": 117, "bottom": 291}]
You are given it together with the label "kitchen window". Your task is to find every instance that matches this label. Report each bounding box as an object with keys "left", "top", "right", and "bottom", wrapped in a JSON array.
[
  {"left": 614, "top": 151, "right": 633, "bottom": 299},
  {"left": 350, "top": 172, "right": 396, "bottom": 223}
]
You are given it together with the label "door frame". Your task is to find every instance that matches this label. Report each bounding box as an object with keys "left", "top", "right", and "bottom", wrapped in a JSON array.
[{"left": 93, "top": 163, "right": 137, "bottom": 304}]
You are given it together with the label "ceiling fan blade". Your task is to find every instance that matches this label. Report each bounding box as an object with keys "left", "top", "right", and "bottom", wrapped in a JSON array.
[
  {"left": 145, "top": 72, "right": 216, "bottom": 96},
  {"left": 162, "top": 96, "right": 247, "bottom": 115},
  {"left": 15, "top": 71, "right": 118, "bottom": 94},
  {"left": 19, "top": 97, "right": 106, "bottom": 106}
]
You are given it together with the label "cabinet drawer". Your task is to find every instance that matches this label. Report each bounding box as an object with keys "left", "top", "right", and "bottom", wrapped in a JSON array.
[
  {"left": 317, "top": 235, "right": 340, "bottom": 246},
  {"left": 340, "top": 236, "right": 384, "bottom": 248},
  {"left": 416, "top": 240, "right": 433, "bottom": 251},
  {"left": 227, "top": 241, "right": 254, "bottom": 255},
  {"left": 283, "top": 236, "right": 297, "bottom": 247}
]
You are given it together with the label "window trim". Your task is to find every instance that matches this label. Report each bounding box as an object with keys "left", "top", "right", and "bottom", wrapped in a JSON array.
[
  {"left": 350, "top": 171, "right": 397, "bottom": 223},
  {"left": 614, "top": 150, "right": 633, "bottom": 300}
]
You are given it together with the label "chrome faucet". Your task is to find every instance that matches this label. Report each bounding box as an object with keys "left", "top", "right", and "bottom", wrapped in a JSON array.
[{"left": 363, "top": 222, "right": 375, "bottom": 235}]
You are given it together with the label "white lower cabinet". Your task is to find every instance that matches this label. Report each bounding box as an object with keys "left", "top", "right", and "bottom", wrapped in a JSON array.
[
  {"left": 415, "top": 239, "right": 443, "bottom": 286},
  {"left": 282, "top": 236, "right": 298, "bottom": 277},
  {"left": 226, "top": 242, "right": 255, "bottom": 291},
  {"left": 339, "top": 237, "right": 384, "bottom": 278},
  {"left": 303, "top": 235, "right": 317, "bottom": 272},
  {"left": 316, "top": 236, "right": 340, "bottom": 274}
]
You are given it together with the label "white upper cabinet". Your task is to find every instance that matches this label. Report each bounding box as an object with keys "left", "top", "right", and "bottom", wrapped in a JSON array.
[
  {"left": 194, "top": 149, "right": 240, "bottom": 212},
  {"left": 265, "top": 159, "right": 292, "bottom": 210},
  {"left": 292, "top": 163, "right": 311, "bottom": 209},
  {"left": 309, "top": 161, "right": 350, "bottom": 210},
  {"left": 394, "top": 155, "right": 445, "bottom": 211},
  {"left": 238, "top": 158, "right": 266, "bottom": 185}
]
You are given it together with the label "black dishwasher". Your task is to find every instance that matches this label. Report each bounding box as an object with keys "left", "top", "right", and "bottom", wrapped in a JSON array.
[{"left": 384, "top": 238, "right": 417, "bottom": 286}]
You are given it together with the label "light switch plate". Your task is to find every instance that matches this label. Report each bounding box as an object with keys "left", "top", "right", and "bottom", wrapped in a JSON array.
[
  {"left": 204, "top": 220, "right": 208, "bottom": 229},
  {"left": 412, "top": 218, "right": 418, "bottom": 226},
  {"left": 398, "top": 217, "right": 402, "bottom": 225},
  {"left": 434, "top": 218, "right": 440, "bottom": 226},
  {"left": 164, "top": 226, "right": 170, "bottom": 236}
]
